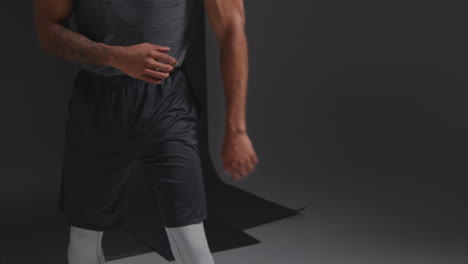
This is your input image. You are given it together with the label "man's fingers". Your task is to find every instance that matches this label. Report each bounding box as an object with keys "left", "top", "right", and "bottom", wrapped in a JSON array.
[
  {"left": 231, "top": 171, "right": 241, "bottom": 181},
  {"left": 248, "top": 154, "right": 258, "bottom": 172},
  {"left": 148, "top": 50, "right": 178, "bottom": 66},
  {"left": 224, "top": 163, "right": 238, "bottom": 180},
  {"left": 144, "top": 58, "right": 174, "bottom": 73},
  {"left": 251, "top": 152, "right": 259, "bottom": 165},
  {"left": 143, "top": 68, "right": 170, "bottom": 80},
  {"left": 152, "top": 44, "right": 170, "bottom": 51},
  {"left": 237, "top": 159, "right": 249, "bottom": 177},
  {"left": 244, "top": 158, "right": 255, "bottom": 174},
  {"left": 224, "top": 158, "right": 256, "bottom": 180},
  {"left": 231, "top": 160, "right": 247, "bottom": 179}
]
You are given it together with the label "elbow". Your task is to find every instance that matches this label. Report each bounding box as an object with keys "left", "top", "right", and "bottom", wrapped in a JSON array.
[
  {"left": 35, "top": 22, "right": 58, "bottom": 55},
  {"left": 217, "top": 15, "right": 246, "bottom": 43}
]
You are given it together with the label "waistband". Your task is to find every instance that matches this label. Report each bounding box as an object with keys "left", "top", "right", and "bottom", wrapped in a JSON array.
[{"left": 75, "top": 65, "right": 185, "bottom": 87}]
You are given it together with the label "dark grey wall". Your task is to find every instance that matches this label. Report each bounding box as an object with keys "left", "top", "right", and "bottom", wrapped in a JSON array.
[
  {"left": 0, "top": 2, "right": 77, "bottom": 213},
  {"left": 0, "top": 2, "right": 80, "bottom": 262},
  {"left": 204, "top": 0, "right": 468, "bottom": 260}
]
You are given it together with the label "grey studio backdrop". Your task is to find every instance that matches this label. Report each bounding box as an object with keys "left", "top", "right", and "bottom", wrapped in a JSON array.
[{"left": 1, "top": 0, "right": 468, "bottom": 264}]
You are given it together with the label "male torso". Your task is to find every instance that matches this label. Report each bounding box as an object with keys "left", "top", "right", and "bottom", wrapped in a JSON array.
[{"left": 73, "top": 0, "right": 195, "bottom": 76}]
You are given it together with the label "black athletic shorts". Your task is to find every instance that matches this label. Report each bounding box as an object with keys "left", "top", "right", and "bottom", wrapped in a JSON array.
[{"left": 57, "top": 66, "right": 207, "bottom": 231}]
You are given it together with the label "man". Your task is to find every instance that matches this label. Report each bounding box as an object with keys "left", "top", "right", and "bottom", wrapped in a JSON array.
[{"left": 34, "top": 0, "right": 259, "bottom": 263}]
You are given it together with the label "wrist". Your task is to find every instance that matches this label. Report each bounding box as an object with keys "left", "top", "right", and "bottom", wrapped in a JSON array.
[
  {"left": 225, "top": 125, "right": 247, "bottom": 135},
  {"left": 102, "top": 44, "right": 123, "bottom": 68}
]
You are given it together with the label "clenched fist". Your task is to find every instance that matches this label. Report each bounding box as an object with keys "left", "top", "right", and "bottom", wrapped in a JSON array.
[{"left": 222, "top": 130, "right": 259, "bottom": 181}]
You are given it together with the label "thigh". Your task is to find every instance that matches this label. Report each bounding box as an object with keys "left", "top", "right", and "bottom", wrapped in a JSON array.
[
  {"left": 61, "top": 111, "right": 138, "bottom": 231},
  {"left": 136, "top": 139, "right": 207, "bottom": 227},
  {"left": 59, "top": 70, "right": 140, "bottom": 231}
]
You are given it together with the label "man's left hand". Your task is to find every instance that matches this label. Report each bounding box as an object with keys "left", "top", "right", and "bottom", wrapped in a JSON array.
[{"left": 221, "top": 130, "right": 259, "bottom": 181}]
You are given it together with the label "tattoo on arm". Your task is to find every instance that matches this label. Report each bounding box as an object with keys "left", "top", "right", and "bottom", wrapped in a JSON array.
[{"left": 47, "top": 23, "right": 111, "bottom": 66}]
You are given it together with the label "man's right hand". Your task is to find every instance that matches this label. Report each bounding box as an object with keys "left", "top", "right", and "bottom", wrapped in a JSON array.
[{"left": 108, "top": 42, "right": 178, "bottom": 85}]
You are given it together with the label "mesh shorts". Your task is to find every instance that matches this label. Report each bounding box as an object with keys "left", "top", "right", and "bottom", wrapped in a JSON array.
[{"left": 58, "top": 66, "right": 207, "bottom": 231}]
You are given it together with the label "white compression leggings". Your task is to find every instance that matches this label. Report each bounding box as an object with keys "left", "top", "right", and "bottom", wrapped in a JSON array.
[{"left": 68, "top": 222, "right": 215, "bottom": 264}]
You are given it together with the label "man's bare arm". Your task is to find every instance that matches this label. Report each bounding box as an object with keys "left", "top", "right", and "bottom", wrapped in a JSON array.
[
  {"left": 33, "top": 0, "right": 179, "bottom": 84},
  {"left": 34, "top": 0, "right": 116, "bottom": 66},
  {"left": 205, "top": 0, "right": 258, "bottom": 181},
  {"left": 204, "top": 0, "right": 248, "bottom": 134}
]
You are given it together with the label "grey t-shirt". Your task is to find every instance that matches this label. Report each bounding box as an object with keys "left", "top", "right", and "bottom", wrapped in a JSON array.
[{"left": 72, "top": 0, "right": 195, "bottom": 76}]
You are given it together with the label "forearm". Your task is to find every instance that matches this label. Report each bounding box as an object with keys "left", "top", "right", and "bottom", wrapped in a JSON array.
[
  {"left": 40, "top": 22, "right": 119, "bottom": 66},
  {"left": 220, "top": 30, "right": 249, "bottom": 134}
]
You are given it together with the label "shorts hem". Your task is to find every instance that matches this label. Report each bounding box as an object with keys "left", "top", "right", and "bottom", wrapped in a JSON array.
[
  {"left": 163, "top": 214, "right": 207, "bottom": 228},
  {"left": 66, "top": 217, "right": 127, "bottom": 232}
]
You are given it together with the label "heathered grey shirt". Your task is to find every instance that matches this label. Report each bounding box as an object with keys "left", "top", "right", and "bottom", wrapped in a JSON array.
[{"left": 72, "top": 0, "right": 195, "bottom": 76}]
